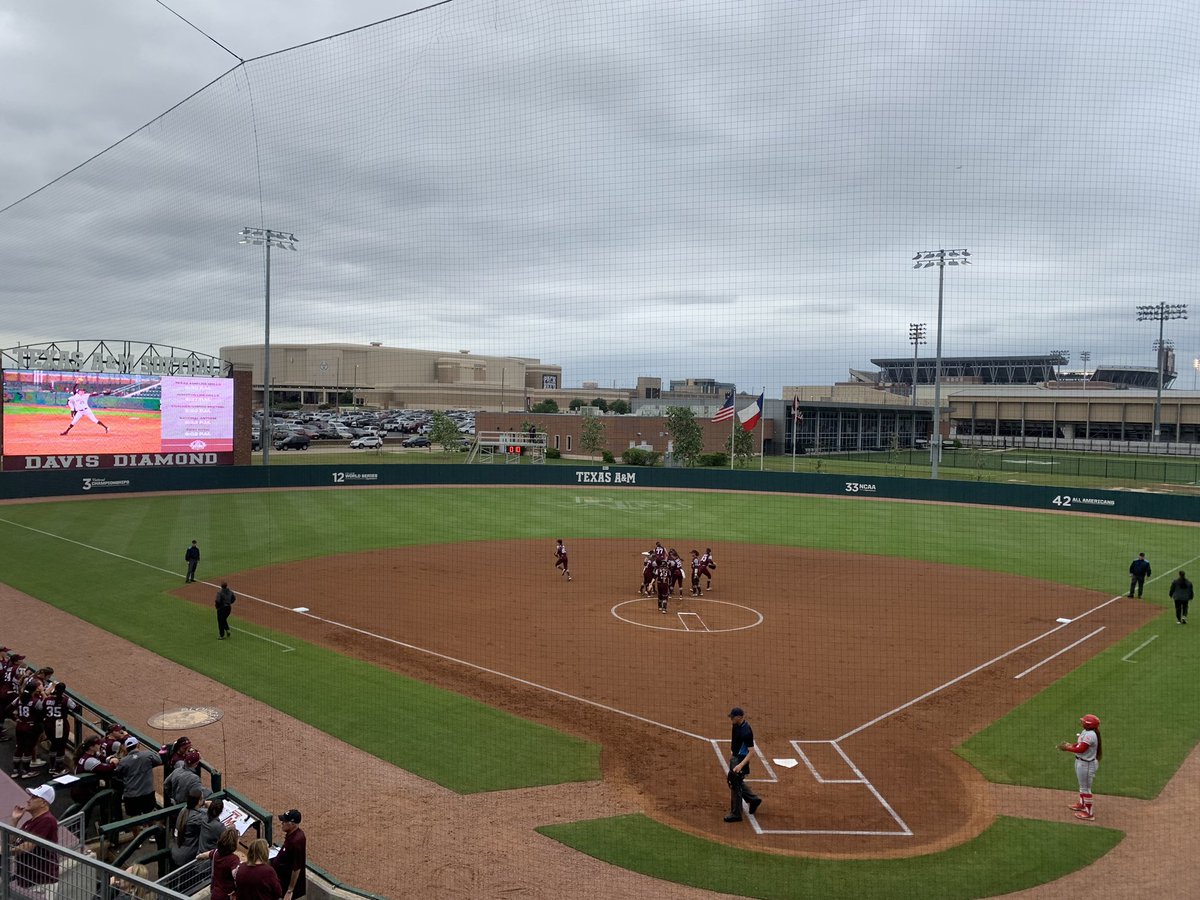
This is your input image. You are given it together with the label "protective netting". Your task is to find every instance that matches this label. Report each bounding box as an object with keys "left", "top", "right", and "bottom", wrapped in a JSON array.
[{"left": 3, "top": 0, "right": 1200, "bottom": 393}]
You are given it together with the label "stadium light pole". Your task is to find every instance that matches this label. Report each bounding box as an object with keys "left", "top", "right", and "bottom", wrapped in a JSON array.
[
  {"left": 908, "top": 323, "right": 927, "bottom": 408},
  {"left": 913, "top": 249, "right": 970, "bottom": 478},
  {"left": 239, "top": 227, "right": 299, "bottom": 466},
  {"left": 1050, "top": 350, "right": 1069, "bottom": 382},
  {"left": 1193, "top": 356, "right": 1200, "bottom": 391},
  {"left": 1078, "top": 351, "right": 1091, "bottom": 390},
  {"left": 1136, "top": 303, "right": 1187, "bottom": 443}
]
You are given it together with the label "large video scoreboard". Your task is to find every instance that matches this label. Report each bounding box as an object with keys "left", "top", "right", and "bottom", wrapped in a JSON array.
[{"left": 2, "top": 369, "right": 235, "bottom": 471}]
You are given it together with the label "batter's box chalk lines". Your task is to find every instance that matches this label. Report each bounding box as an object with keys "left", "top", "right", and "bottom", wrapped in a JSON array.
[{"left": 1122, "top": 634, "right": 1159, "bottom": 663}]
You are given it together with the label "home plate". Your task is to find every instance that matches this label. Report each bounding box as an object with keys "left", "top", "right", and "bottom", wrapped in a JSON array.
[
  {"left": 293, "top": 606, "right": 311, "bottom": 613},
  {"left": 1056, "top": 617, "right": 1072, "bottom": 624},
  {"left": 772, "top": 758, "right": 798, "bottom": 768}
]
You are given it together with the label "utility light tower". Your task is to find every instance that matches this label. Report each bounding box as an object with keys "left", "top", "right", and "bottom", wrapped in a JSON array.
[
  {"left": 912, "top": 249, "right": 971, "bottom": 479},
  {"left": 238, "top": 227, "right": 299, "bottom": 466},
  {"left": 1136, "top": 303, "right": 1187, "bottom": 442},
  {"left": 908, "top": 323, "right": 927, "bottom": 408}
]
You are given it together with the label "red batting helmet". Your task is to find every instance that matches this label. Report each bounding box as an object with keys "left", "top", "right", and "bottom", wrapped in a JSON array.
[{"left": 1080, "top": 714, "right": 1100, "bottom": 729}]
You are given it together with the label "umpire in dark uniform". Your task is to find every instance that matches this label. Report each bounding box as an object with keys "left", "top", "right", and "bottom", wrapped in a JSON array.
[
  {"left": 724, "top": 706, "right": 762, "bottom": 822},
  {"left": 1128, "top": 552, "right": 1151, "bottom": 598}
]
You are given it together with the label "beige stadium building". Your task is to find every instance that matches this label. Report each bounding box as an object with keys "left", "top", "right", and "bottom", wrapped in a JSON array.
[
  {"left": 219, "top": 343, "right": 569, "bottom": 412},
  {"left": 220, "top": 343, "right": 1200, "bottom": 453}
]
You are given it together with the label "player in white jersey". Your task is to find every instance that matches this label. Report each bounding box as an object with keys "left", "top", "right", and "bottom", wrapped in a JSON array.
[
  {"left": 61, "top": 384, "right": 111, "bottom": 435},
  {"left": 1057, "top": 713, "right": 1102, "bottom": 820}
]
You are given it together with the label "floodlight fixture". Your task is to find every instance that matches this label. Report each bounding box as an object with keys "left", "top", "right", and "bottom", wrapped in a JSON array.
[
  {"left": 1136, "top": 302, "right": 1188, "bottom": 442},
  {"left": 239, "top": 226, "right": 299, "bottom": 466},
  {"left": 912, "top": 249, "right": 971, "bottom": 478}
]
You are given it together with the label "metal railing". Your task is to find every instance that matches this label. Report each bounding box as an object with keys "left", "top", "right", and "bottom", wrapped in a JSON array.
[{"left": 1, "top": 820, "right": 188, "bottom": 900}]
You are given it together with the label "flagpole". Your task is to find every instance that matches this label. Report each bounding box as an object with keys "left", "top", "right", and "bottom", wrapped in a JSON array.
[
  {"left": 791, "top": 396, "right": 797, "bottom": 473},
  {"left": 759, "top": 387, "right": 765, "bottom": 471},
  {"left": 729, "top": 386, "right": 736, "bottom": 470}
]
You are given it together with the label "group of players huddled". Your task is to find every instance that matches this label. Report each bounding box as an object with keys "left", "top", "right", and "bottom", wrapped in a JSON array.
[{"left": 638, "top": 542, "right": 717, "bottom": 613}]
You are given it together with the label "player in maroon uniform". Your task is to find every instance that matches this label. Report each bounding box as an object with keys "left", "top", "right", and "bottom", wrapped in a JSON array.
[
  {"left": 0, "top": 648, "right": 15, "bottom": 741},
  {"left": 699, "top": 548, "right": 717, "bottom": 590},
  {"left": 690, "top": 550, "right": 704, "bottom": 596},
  {"left": 639, "top": 556, "right": 656, "bottom": 595},
  {"left": 668, "top": 549, "right": 685, "bottom": 597},
  {"left": 38, "top": 682, "right": 78, "bottom": 776},
  {"left": 655, "top": 561, "right": 673, "bottom": 613},
  {"left": 10, "top": 684, "right": 42, "bottom": 779},
  {"left": 554, "top": 539, "right": 572, "bottom": 581}
]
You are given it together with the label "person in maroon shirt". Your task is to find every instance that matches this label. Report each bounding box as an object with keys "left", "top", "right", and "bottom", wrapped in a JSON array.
[
  {"left": 10, "top": 784, "right": 60, "bottom": 888},
  {"left": 236, "top": 839, "right": 282, "bottom": 900},
  {"left": 271, "top": 809, "right": 307, "bottom": 899},
  {"left": 200, "top": 827, "right": 241, "bottom": 900}
]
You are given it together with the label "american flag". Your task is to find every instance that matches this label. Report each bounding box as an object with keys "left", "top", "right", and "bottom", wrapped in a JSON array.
[
  {"left": 792, "top": 395, "right": 803, "bottom": 421},
  {"left": 712, "top": 391, "right": 735, "bottom": 423}
]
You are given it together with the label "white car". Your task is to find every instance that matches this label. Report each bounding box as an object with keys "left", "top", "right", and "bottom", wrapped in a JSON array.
[{"left": 350, "top": 435, "right": 384, "bottom": 449}]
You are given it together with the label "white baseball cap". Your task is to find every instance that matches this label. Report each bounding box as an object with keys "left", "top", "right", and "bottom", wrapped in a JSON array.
[
  {"left": 27, "top": 784, "right": 55, "bottom": 804},
  {"left": 124, "top": 736, "right": 140, "bottom": 750}
]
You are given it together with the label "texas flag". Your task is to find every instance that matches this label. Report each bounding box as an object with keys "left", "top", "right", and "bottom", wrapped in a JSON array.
[{"left": 737, "top": 392, "right": 764, "bottom": 430}]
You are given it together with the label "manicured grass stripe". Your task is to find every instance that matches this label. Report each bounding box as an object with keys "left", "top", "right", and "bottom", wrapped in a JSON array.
[
  {"left": 0, "top": 507, "right": 598, "bottom": 793},
  {"left": 958, "top": 611, "right": 1200, "bottom": 798},
  {"left": 537, "top": 814, "right": 1122, "bottom": 900}
]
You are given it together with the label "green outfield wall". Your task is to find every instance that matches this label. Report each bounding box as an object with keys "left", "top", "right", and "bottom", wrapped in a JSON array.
[{"left": 3, "top": 463, "right": 1200, "bottom": 523}]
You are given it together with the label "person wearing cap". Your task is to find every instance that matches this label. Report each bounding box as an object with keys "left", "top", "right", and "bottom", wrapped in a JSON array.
[
  {"left": 1058, "top": 713, "right": 1103, "bottom": 821},
  {"left": 724, "top": 706, "right": 763, "bottom": 823},
  {"left": 10, "top": 683, "right": 43, "bottom": 779},
  {"left": 114, "top": 736, "right": 163, "bottom": 822},
  {"left": 9, "top": 783, "right": 60, "bottom": 888},
  {"left": 163, "top": 749, "right": 209, "bottom": 807},
  {"left": 271, "top": 809, "right": 307, "bottom": 899},
  {"left": 185, "top": 540, "right": 201, "bottom": 583}
]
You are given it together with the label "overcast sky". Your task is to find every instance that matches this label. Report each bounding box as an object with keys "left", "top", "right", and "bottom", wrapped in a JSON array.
[{"left": 3, "top": 0, "right": 1200, "bottom": 393}]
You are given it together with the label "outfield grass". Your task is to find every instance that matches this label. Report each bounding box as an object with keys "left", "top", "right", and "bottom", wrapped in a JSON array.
[
  {"left": 0, "top": 485, "right": 1194, "bottom": 895},
  {"left": 538, "top": 814, "right": 1123, "bottom": 900}
]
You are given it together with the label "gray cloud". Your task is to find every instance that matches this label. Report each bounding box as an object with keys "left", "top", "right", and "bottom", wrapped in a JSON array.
[{"left": 3, "top": 0, "right": 1200, "bottom": 392}]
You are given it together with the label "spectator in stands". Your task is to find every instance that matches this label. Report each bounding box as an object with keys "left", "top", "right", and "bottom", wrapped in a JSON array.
[
  {"left": 9, "top": 784, "right": 60, "bottom": 891},
  {"left": 197, "top": 798, "right": 226, "bottom": 856},
  {"left": 235, "top": 838, "right": 282, "bottom": 900},
  {"left": 170, "top": 786, "right": 207, "bottom": 868},
  {"left": 114, "top": 736, "right": 162, "bottom": 828},
  {"left": 201, "top": 826, "right": 241, "bottom": 900},
  {"left": 271, "top": 808, "right": 307, "bottom": 899},
  {"left": 111, "top": 863, "right": 155, "bottom": 900},
  {"left": 163, "top": 749, "right": 208, "bottom": 806}
]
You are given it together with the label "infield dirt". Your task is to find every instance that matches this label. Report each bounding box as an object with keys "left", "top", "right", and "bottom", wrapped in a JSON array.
[{"left": 177, "top": 538, "right": 1158, "bottom": 857}]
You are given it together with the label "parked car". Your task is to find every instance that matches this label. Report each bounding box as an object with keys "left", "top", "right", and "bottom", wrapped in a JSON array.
[
  {"left": 350, "top": 435, "right": 384, "bottom": 449},
  {"left": 402, "top": 436, "right": 431, "bottom": 448},
  {"left": 251, "top": 432, "right": 262, "bottom": 451},
  {"left": 274, "top": 434, "right": 311, "bottom": 451}
]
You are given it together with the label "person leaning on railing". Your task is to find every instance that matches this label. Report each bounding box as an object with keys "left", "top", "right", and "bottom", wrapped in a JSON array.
[
  {"left": 9, "top": 784, "right": 60, "bottom": 890},
  {"left": 198, "top": 827, "right": 241, "bottom": 900}
]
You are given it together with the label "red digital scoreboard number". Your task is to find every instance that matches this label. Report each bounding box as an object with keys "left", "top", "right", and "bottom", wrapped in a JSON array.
[{"left": 506, "top": 445, "right": 523, "bottom": 455}]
